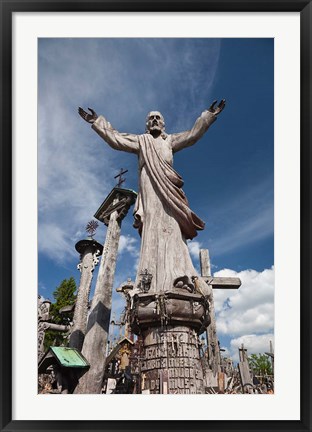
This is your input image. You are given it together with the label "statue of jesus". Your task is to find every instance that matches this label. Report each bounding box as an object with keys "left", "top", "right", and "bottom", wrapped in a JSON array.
[{"left": 78, "top": 101, "right": 225, "bottom": 295}]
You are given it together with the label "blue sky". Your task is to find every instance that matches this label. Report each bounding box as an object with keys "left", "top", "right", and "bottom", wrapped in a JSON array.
[{"left": 38, "top": 38, "right": 274, "bottom": 361}]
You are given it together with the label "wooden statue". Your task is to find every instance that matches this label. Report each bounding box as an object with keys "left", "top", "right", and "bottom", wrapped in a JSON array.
[{"left": 78, "top": 102, "right": 225, "bottom": 297}]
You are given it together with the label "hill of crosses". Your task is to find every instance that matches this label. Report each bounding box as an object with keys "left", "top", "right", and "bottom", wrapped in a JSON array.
[{"left": 38, "top": 103, "right": 274, "bottom": 395}]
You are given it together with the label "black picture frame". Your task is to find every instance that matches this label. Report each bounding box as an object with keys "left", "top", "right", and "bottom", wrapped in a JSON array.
[{"left": 1, "top": 1, "right": 311, "bottom": 431}]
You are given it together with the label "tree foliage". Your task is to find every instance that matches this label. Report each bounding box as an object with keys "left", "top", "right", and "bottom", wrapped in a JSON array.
[
  {"left": 248, "top": 353, "right": 273, "bottom": 376},
  {"left": 44, "top": 277, "right": 77, "bottom": 350}
]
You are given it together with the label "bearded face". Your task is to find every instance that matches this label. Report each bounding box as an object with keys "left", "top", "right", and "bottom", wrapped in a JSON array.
[{"left": 146, "top": 111, "right": 165, "bottom": 135}]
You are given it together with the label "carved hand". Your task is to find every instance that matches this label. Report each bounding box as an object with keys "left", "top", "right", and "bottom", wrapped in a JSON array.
[
  {"left": 208, "top": 99, "right": 226, "bottom": 116},
  {"left": 78, "top": 107, "right": 98, "bottom": 124}
]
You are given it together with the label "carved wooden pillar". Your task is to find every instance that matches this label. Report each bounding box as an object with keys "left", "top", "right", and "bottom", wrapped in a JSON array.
[
  {"left": 140, "top": 326, "right": 205, "bottom": 394},
  {"left": 74, "top": 188, "right": 136, "bottom": 394},
  {"left": 130, "top": 288, "right": 210, "bottom": 394},
  {"left": 69, "top": 238, "right": 103, "bottom": 351}
]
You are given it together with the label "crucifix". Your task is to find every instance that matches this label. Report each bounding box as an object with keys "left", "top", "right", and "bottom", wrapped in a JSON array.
[{"left": 114, "top": 168, "right": 128, "bottom": 188}]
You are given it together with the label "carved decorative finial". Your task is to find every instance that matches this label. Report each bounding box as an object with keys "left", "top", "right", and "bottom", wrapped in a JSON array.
[
  {"left": 114, "top": 168, "right": 128, "bottom": 188},
  {"left": 85, "top": 220, "right": 99, "bottom": 238}
]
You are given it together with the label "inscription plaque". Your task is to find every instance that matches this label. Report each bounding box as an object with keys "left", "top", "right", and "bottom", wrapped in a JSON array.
[{"left": 141, "top": 326, "right": 205, "bottom": 394}]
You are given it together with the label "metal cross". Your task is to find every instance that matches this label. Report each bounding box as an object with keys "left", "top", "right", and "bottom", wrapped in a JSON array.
[
  {"left": 114, "top": 168, "right": 128, "bottom": 187},
  {"left": 85, "top": 220, "right": 99, "bottom": 238}
]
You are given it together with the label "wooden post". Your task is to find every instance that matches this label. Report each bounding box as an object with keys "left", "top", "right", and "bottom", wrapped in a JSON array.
[
  {"left": 200, "top": 249, "right": 221, "bottom": 378},
  {"left": 238, "top": 344, "right": 253, "bottom": 393},
  {"left": 270, "top": 340, "right": 274, "bottom": 372},
  {"left": 69, "top": 239, "right": 102, "bottom": 351},
  {"left": 75, "top": 208, "right": 120, "bottom": 393},
  {"left": 199, "top": 249, "right": 211, "bottom": 278},
  {"left": 200, "top": 248, "right": 241, "bottom": 391},
  {"left": 265, "top": 340, "right": 274, "bottom": 375},
  {"left": 74, "top": 188, "right": 136, "bottom": 394}
]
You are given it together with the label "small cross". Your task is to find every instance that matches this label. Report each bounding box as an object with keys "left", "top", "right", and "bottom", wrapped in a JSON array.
[{"left": 114, "top": 168, "right": 128, "bottom": 187}]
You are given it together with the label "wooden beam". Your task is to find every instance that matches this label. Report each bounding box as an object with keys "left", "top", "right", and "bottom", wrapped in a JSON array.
[
  {"left": 204, "top": 276, "right": 241, "bottom": 289},
  {"left": 199, "top": 249, "right": 211, "bottom": 277}
]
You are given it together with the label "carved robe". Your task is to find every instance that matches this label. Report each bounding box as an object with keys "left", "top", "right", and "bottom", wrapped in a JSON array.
[{"left": 92, "top": 110, "right": 216, "bottom": 294}]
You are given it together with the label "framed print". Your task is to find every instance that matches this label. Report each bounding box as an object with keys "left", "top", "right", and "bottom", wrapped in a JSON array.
[{"left": 1, "top": 1, "right": 311, "bottom": 431}]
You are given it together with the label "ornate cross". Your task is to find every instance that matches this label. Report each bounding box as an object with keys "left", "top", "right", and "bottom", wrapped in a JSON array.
[{"left": 114, "top": 168, "right": 128, "bottom": 188}]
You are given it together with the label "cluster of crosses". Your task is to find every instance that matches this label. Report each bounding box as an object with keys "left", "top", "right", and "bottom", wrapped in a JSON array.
[{"left": 38, "top": 169, "right": 271, "bottom": 395}]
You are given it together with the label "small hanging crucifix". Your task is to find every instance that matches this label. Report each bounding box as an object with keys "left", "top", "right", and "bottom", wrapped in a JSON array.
[{"left": 114, "top": 168, "right": 128, "bottom": 188}]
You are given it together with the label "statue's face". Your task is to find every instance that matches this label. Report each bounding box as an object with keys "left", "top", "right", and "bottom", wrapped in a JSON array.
[{"left": 146, "top": 111, "right": 165, "bottom": 134}]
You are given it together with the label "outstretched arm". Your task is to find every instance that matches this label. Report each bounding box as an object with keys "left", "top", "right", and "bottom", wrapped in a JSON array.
[
  {"left": 78, "top": 107, "right": 139, "bottom": 154},
  {"left": 171, "top": 100, "right": 225, "bottom": 153}
]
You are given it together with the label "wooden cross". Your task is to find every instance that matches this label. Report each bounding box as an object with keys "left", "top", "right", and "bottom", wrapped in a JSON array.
[
  {"left": 265, "top": 340, "right": 274, "bottom": 371},
  {"left": 199, "top": 249, "right": 241, "bottom": 377},
  {"left": 239, "top": 343, "right": 248, "bottom": 362},
  {"left": 114, "top": 168, "right": 128, "bottom": 188},
  {"left": 199, "top": 249, "right": 241, "bottom": 290}
]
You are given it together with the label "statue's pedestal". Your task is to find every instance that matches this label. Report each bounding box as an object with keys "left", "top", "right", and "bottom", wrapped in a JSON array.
[
  {"left": 141, "top": 325, "right": 204, "bottom": 394},
  {"left": 130, "top": 289, "right": 210, "bottom": 394}
]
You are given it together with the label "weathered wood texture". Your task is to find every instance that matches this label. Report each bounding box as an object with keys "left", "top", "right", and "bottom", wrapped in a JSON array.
[
  {"left": 141, "top": 326, "right": 205, "bottom": 394},
  {"left": 199, "top": 249, "right": 211, "bottom": 277},
  {"left": 238, "top": 362, "right": 254, "bottom": 394},
  {"left": 238, "top": 345, "right": 254, "bottom": 393},
  {"left": 205, "top": 276, "right": 241, "bottom": 289},
  {"left": 69, "top": 242, "right": 101, "bottom": 351},
  {"left": 74, "top": 210, "right": 120, "bottom": 394},
  {"left": 200, "top": 249, "right": 221, "bottom": 375},
  {"left": 206, "top": 291, "right": 221, "bottom": 375}
]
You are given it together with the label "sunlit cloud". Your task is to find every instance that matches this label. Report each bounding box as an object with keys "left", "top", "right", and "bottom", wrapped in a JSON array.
[{"left": 229, "top": 333, "right": 274, "bottom": 363}]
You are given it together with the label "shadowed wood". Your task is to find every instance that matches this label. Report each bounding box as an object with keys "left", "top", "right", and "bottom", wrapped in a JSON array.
[
  {"left": 69, "top": 240, "right": 102, "bottom": 351},
  {"left": 205, "top": 276, "right": 241, "bottom": 289},
  {"left": 74, "top": 208, "right": 121, "bottom": 394}
]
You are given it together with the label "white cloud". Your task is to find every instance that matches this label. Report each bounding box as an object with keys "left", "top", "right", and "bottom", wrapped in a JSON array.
[
  {"left": 212, "top": 267, "right": 274, "bottom": 360},
  {"left": 187, "top": 240, "right": 202, "bottom": 260},
  {"left": 229, "top": 333, "right": 274, "bottom": 363},
  {"left": 214, "top": 267, "right": 274, "bottom": 336},
  {"left": 118, "top": 235, "right": 140, "bottom": 258},
  {"left": 38, "top": 39, "right": 221, "bottom": 265},
  {"left": 38, "top": 223, "right": 77, "bottom": 263}
]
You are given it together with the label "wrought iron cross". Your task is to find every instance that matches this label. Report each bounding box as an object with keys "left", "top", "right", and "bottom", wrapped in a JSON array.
[
  {"left": 114, "top": 168, "right": 128, "bottom": 188},
  {"left": 85, "top": 220, "right": 99, "bottom": 238}
]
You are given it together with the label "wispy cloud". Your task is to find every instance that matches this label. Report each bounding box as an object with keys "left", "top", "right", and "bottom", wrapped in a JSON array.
[
  {"left": 206, "top": 176, "right": 274, "bottom": 256},
  {"left": 38, "top": 38, "right": 221, "bottom": 264},
  {"left": 118, "top": 235, "right": 140, "bottom": 257},
  {"left": 187, "top": 240, "right": 202, "bottom": 260}
]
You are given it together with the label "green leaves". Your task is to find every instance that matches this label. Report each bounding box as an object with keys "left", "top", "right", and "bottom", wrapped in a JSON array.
[
  {"left": 248, "top": 353, "right": 273, "bottom": 376},
  {"left": 44, "top": 277, "right": 77, "bottom": 350}
]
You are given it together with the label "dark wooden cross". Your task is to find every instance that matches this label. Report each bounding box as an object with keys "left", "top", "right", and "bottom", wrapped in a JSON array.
[
  {"left": 239, "top": 343, "right": 248, "bottom": 362},
  {"left": 114, "top": 168, "right": 128, "bottom": 188}
]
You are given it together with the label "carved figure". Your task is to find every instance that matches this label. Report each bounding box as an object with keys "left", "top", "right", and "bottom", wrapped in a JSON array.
[{"left": 78, "top": 101, "right": 225, "bottom": 295}]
